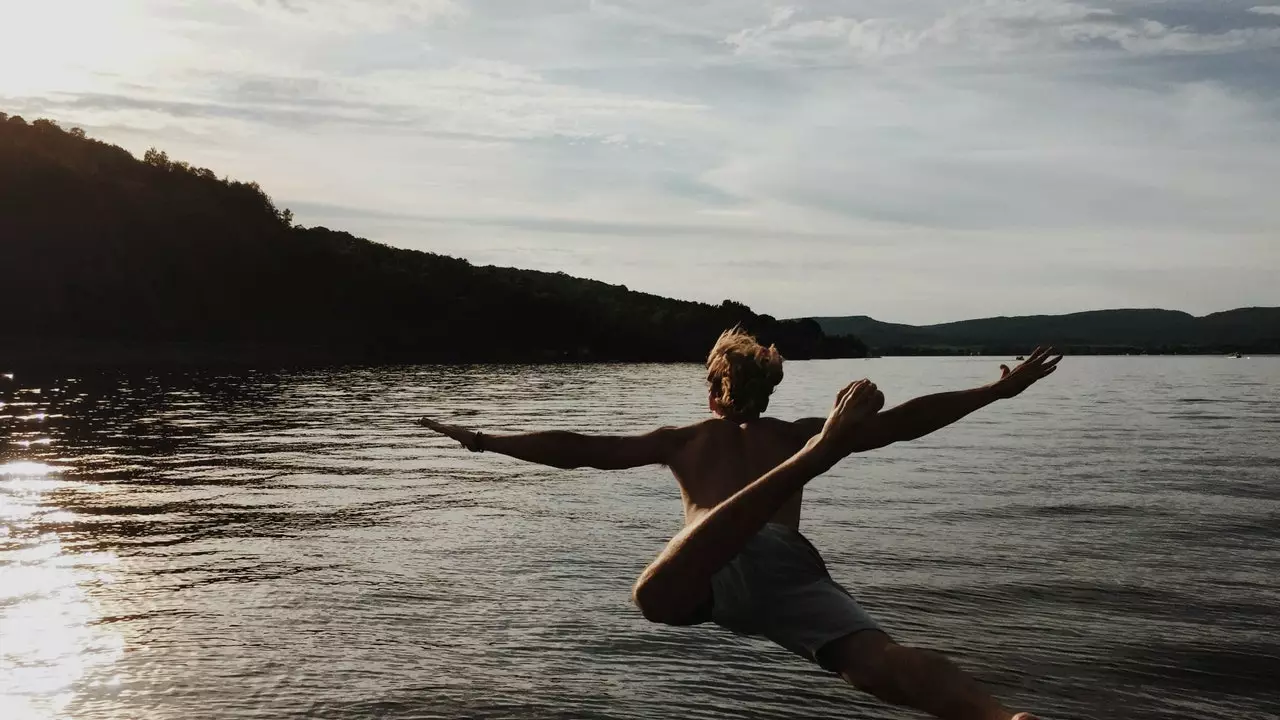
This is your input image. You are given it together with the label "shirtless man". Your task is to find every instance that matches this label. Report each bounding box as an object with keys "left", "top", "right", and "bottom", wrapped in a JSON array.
[{"left": 418, "top": 328, "right": 1061, "bottom": 720}]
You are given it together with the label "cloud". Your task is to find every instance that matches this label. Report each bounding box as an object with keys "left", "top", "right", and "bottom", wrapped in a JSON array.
[
  {"left": 726, "top": 0, "right": 1280, "bottom": 63},
  {"left": 1249, "top": 6, "right": 1280, "bottom": 16},
  {"left": 26, "top": 57, "right": 706, "bottom": 151},
  {"left": 330, "top": 60, "right": 706, "bottom": 142},
  {"left": 231, "top": 0, "right": 466, "bottom": 33},
  {"left": 703, "top": 75, "right": 1280, "bottom": 234}
]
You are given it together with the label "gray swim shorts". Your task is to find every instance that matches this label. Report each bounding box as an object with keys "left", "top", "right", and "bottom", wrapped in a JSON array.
[{"left": 708, "top": 523, "right": 882, "bottom": 670}]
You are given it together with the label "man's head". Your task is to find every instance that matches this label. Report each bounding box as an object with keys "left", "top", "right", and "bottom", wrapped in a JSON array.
[{"left": 706, "top": 327, "right": 784, "bottom": 421}]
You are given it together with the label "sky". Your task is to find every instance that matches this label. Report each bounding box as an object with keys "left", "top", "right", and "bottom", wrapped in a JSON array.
[{"left": 1, "top": 0, "right": 1278, "bottom": 324}]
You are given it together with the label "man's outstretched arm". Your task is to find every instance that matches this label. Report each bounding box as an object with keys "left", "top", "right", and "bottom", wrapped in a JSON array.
[
  {"left": 416, "top": 418, "right": 698, "bottom": 470},
  {"left": 794, "top": 347, "right": 1062, "bottom": 452}
]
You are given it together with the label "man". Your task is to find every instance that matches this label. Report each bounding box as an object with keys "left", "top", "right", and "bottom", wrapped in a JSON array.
[{"left": 418, "top": 328, "right": 1061, "bottom": 720}]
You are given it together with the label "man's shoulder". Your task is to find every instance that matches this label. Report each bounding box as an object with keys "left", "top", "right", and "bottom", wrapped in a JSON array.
[
  {"left": 664, "top": 418, "right": 737, "bottom": 443},
  {"left": 759, "top": 415, "right": 806, "bottom": 427},
  {"left": 760, "top": 415, "right": 819, "bottom": 433},
  {"left": 681, "top": 417, "right": 734, "bottom": 436},
  {"left": 646, "top": 418, "right": 720, "bottom": 443},
  {"left": 682, "top": 416, "right": 812, "bottom": 438}
]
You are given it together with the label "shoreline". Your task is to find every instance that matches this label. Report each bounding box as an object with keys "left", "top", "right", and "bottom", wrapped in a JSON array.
[{"left": 3, "top": 345, "right": 1272, "bottom": 376}]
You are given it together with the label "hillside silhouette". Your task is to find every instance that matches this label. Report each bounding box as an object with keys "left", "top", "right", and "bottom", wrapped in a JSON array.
[
  {"left": 0, "top": 112, "right": 866, "bottom": 368},
  {"left": 811, "top": 308, "right": 1280, "bottom": 356}
]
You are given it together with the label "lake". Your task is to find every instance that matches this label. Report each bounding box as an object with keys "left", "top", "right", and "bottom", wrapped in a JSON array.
[{"left": 2, "top": 356, "right": 1278, "bottom": 720}]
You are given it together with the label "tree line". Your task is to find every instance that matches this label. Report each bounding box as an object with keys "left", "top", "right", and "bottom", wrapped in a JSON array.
[{"left": 1, "top": 113, "right": 867, "bottom": 368}]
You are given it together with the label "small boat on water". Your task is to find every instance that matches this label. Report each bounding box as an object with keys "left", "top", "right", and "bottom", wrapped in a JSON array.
[
  {"left": 1015, "top": 355, "right": 1025, "bottom": 361},
  {"left": 1227, "top": 352, "right": 1242, "bottom": 359}
]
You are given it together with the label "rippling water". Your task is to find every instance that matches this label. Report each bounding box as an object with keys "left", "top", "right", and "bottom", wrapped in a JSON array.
[{"left": 2, "top": 357, "right": 1278, "bottom": 720}]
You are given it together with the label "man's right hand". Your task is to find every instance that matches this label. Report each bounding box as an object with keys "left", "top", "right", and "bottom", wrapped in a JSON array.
[
  {"left": 418, "top": 416, "right": 482, "bottom": 451},
  {"left": 816, "top": 379, "right": 885, "bottom": 455}
]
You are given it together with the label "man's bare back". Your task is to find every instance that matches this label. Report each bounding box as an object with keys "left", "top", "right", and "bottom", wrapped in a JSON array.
[{"left": 668, "top": 417, "right": 818, "bottom": 528}]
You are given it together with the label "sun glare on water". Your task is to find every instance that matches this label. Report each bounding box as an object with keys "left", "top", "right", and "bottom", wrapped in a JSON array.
[
  {"left": 1, "top": 462, "right": 58, "bottom": 477},
  {"left": 1, "top": 461, "right": 123, "bottom": 720}
]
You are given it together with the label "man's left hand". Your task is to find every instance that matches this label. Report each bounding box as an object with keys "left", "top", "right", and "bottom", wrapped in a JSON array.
[{"left": 994, "top": 347, "right": 1063, "bottom": 399}]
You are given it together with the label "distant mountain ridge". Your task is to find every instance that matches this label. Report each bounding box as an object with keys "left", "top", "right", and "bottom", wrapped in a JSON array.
[{"left": 807, "top": 307, "right": 1280, "bottom": 355}]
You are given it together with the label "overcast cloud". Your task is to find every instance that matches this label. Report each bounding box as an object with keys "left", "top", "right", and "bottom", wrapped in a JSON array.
[{"left": 2, "top": 0, "right": 1277, "bottom": 322}]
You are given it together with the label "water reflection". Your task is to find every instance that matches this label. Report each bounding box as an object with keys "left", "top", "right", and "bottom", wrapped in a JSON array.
[{"left": 1, "top": 462, "right": 123, "bottom": 720}]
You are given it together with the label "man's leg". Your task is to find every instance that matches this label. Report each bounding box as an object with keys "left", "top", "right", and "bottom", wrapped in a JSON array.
[
  {"left": 631, "top": 381, "right": 884, "bottom": 624},
  {"left": 817, "top": 630, "right": 1037, "bottom": 720}
]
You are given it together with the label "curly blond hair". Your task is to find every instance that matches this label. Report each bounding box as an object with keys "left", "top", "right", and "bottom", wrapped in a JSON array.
[{"left": 706, "top": 326, "right": 784, "bottom": 420}]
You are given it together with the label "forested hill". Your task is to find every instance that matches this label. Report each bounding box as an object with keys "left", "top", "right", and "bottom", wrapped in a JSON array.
[
  {"left": 0, "top": 112, "right": 866, "bottom": 367},
  {"left": 810, "top": 308, "right": 1280, "bottom": 356}
]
